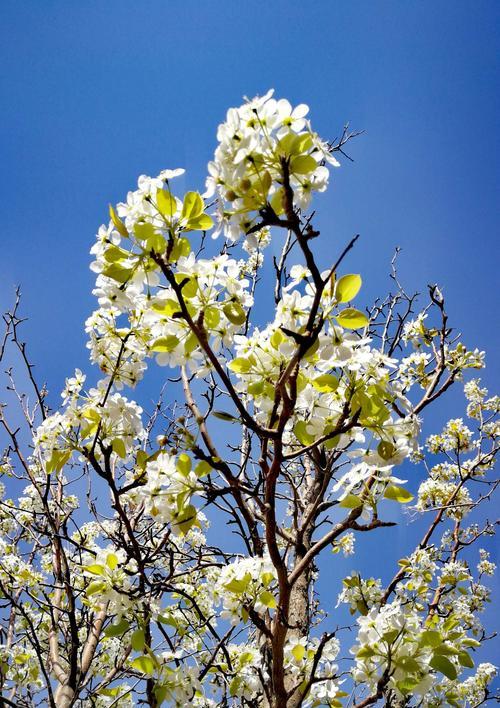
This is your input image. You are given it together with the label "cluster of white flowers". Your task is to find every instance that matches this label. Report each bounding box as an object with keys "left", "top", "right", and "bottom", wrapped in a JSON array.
[
  {"left": 337, "top": 573, "right": 383, "bottom": 615},
  {"left": 83, "top": 547, "right": 138, "bottom": 614},
  {"left": 34, "top": 383, "right": 145, "bottom": 469},
  {"left": 455, "top": 662, "right": 497, "bottom": 705},
  {"left": 124, "top": 452, "right": 203, "bottom": 535},
  {"left": 284, "top": 635, "right": 342, "bottom": 706},
  {"left": 351, "top": 601, "right": 435, "bottom": 699},
  {"left": 204, "top": 89, "right": 340, "bottom": 239},
  {"left": 215, "top": 555, "right": 277, "bottom": 624},
  {"left": 477, "top": 548, "right": 496, "bottom": 577},
  {"left": 427, "top": 418, "right": 475, "bottom": 454}
]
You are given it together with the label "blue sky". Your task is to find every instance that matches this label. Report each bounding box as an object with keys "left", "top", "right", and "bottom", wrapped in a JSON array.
[{"left": 1, "top": 0, "right": 499, "bottom": 683}]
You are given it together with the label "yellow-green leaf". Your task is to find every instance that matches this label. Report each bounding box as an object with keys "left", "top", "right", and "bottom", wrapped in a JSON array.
[
  {"left": 312, "top": 374, "right": 339, "bottom": 393},
  {"left": 112, "top": 438, "right": 127, "bottom": 459},
  {"left": 224, "top": 573, "right": 251, "bottom": 594},
  {"left": 339, "top": 494, "right": 363, "bottom": 509},
  {"left": 85, "top": 564, "right": 105, "bottom": 576},
  {"left": 152, "top": 298, "right": 182, "bottom": 317},
  {"left": 86, "top": 580, "right": 106, "bottom": 596},
  {"left": 109, "top": 204, "right": 129, "bottom": 237},
  {"left": 227, "top": 357, "right": 253, "bottom": 374},
  {"left": 104, "top": 618, "right": 130, "bottom": 637},
  {"left": 156, "top": 189, "right": 177, "bottom": 217},
  {"left": 294, "top": 420, "right": 314, "bottom": 446},
  {"left": 384, "top": 484, "right": 414, "bottom": 503},
  {"left": 186, "top": 213, "right": 214, "bottom": 232},
  {"left": 291, "top": 644, "right": 306, "bottom": 662},
  {"left": 176, "top": 453, "right": 191, "bottom": 476},
  {"left": 106, "top": 553, "right": 118, "bottom": 570},
  {"left": 259, "top": 590, "right": 277, "bottom": 609},
  {"left": 151, "top": 336, "right": 180, "bottom": 353},
  {"left": 131, "top": 629, "right": 146, "bottom": 652},
  {"left": 290, "top": 155, "right": 318, "bottom": 174},
  {"left": 336, "top": 308, "right": 368, "bottom": 329},
  {"left": 377, "top": 440, "right": 397, "bottom": 461},
  {"left": 430, "top": 654, "right": 457, "bottom": 680},
  {"left": 223, "top": 301, "right": 246, "bottom": 326},
  {"left": 335, "top": 274, "right": 362, "bottom": 303},
  {"left": 134, "top": 222, "right": 157, "bottom": 241},
  {"left": 131, "top": 655, "right": 156, "bottom": 675},
  {"left": 101, "top": 263, "right": 134, "bottom": 284},
  {"left": 181, "top": 191, "right": 204, "bottom": 220}
]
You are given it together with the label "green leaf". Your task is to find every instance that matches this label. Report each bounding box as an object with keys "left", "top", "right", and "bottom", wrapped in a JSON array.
[
  {"left": 134, "top": 222, "right": 157, "bottom": 241},
  {"left": 212, "top": 410, "right": 239, "bottom": 423},
  {"left": 176, "top": 453, "right": 191, "bottom": 476},
  {"left": 86, "top": 580, "right": 107, "bottom": 596},
  {"left": 150, "top": 336, "right": 180, "bottom": 353},
  {"left": 98, "top": 687, "right": 121, "bottom": 697},
  {"left": 293, "top": 420, "right": 315, "bottom": 446},
  {"left": 46, "top": 449, "right": 71, "bottom": 474},
  {"left": 335, "top": 274, "right": 362, "bottom": 303},
  {"left": 382, "top": 629, "right": 400, "bottom": 644},
  {"left": 420, "top": 630, "right": 442, "bottom": 648},
  {"left": 290, "top": 155, "right": 318, "bottom": 174},
  {"left": 312, "top": 373, "right": 339, "bottom": 392},
  {"left": 170, "top": 236, "right": 191, "bottom": 261},
  {"left": 458, "top": 650, "right": 474, "bottom": 669},
  {"left": 154, "top": 685, "right": 169, "bottom": 704},
  {"left": 227, "top": 357, "right": 254, "bottom": 374},
  {"left": 339, "top": 494, "right": 363, "bottom": 509},
  {"left": 194, "top": 460, "right": 211, "bottom": 478},
  {"left": 103, "top": 244, "right": 130, "bottom": 263},
  {"left": 131, "top": 629, "right": 146, "bottom": 652},
  {"left": 270, "top": 329, "right": 285, "bottom": 349},
  {"left": 109, "top": 204, "right": 129, "bottom": 237},
  {"left": 384, "top": 484, "right": 414, "bottom": 503},
  {"left": 156, "top": 188, "right": 177, "bottom": 217},
  {"left": 356, "top": 645, "right": 376, "bottom": 659},
  {"left": 102, "top": 263, "right": 134, "bottom": 284},
  {"left": 181, "top": 191, "right": 204, "bottom": 221},
  {"left": 291, "top": 644, "right": 306, "bottom": 662},
  {"left": 186, "top": 213, "right": 214, "bottom": 232},
  {"left": 397, "top": 656, "right": 421, "bottom": 673},
  {"left": 204, "top": 305, "right": 220, "bottom": 329},
  {"left": 229, "top": 676, "right": 241, "bottom": 697},
  {"left": 131, "top": 655, "right": 156, "bottom": 675},
  {"left": 259, "top": 590, "right": 277, "bottom": 609},
  {"left": 152, "top": 298, "right": 182, "bottom": 317},
  {"left": 84, "top": 564, "right": 105, "bottom": 576},
  {"left": 112, "top": 438, "right": 127, "bottom": 459},
  {"left": 175, "top": 273, "right": 198, "bottom": 298},
  {"left": 223, "top": 301, "right": 246, "bottom": 325},
  {"left": 176, "top": 504, "right": 198, "bottom": 535},
  {"left": 224, "top": 573, "right": 251, "bottom": 594},
  {"left": 104, "top": 618, "right": 130, "bottom": 637},
  {"left": 430, "top": 654, "right": 457, "bottom": 680},
  {"left": 377, "top": 440, "right": 397, "bottom": 461},
  {"left": 336, "top": 308, "right": 369, "bottom": 329},
  {"left": 106, "top": 553, "right": 118, "bottom": 570}
]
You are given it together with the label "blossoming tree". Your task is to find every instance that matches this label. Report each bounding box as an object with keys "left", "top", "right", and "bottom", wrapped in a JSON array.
[{"left": 0, "top": 90, "right": 498, "bottom": 708}]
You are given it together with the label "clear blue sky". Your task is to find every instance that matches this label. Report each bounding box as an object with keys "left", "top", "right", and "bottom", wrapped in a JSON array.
[{"left": 1, "top": 0, "right": 499, "bottom": 679}]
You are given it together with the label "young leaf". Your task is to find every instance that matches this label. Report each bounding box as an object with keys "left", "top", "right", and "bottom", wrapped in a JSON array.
[
  {"left": 109, "top": 204, "right": 129, "bottom": 237},
  {"left": 156, "top": 188, "right": 177, "bottom": 217},
  {"left": 384, "top": 484, "right": 414, "bottom": 503},
  {"left": 131, "top": 655, "right": 156, "bottom": 675},
  {"left": 335, "top": 274, "right": 362, "bottom": 303},
  {"left": 336, "top": 308, "right": 369, "bottom": 329},
  {"left": 430, "top": 654, "right": 457, "bottom": 680},
  {"left": 131, "top": 629, "right": 146, "bottom": 652},
  {"left": 150, "top": 336, "right": 180, "bottom": 353},
  {"left": 181, "top": 191, "right": 204, "bottom": 221}
]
